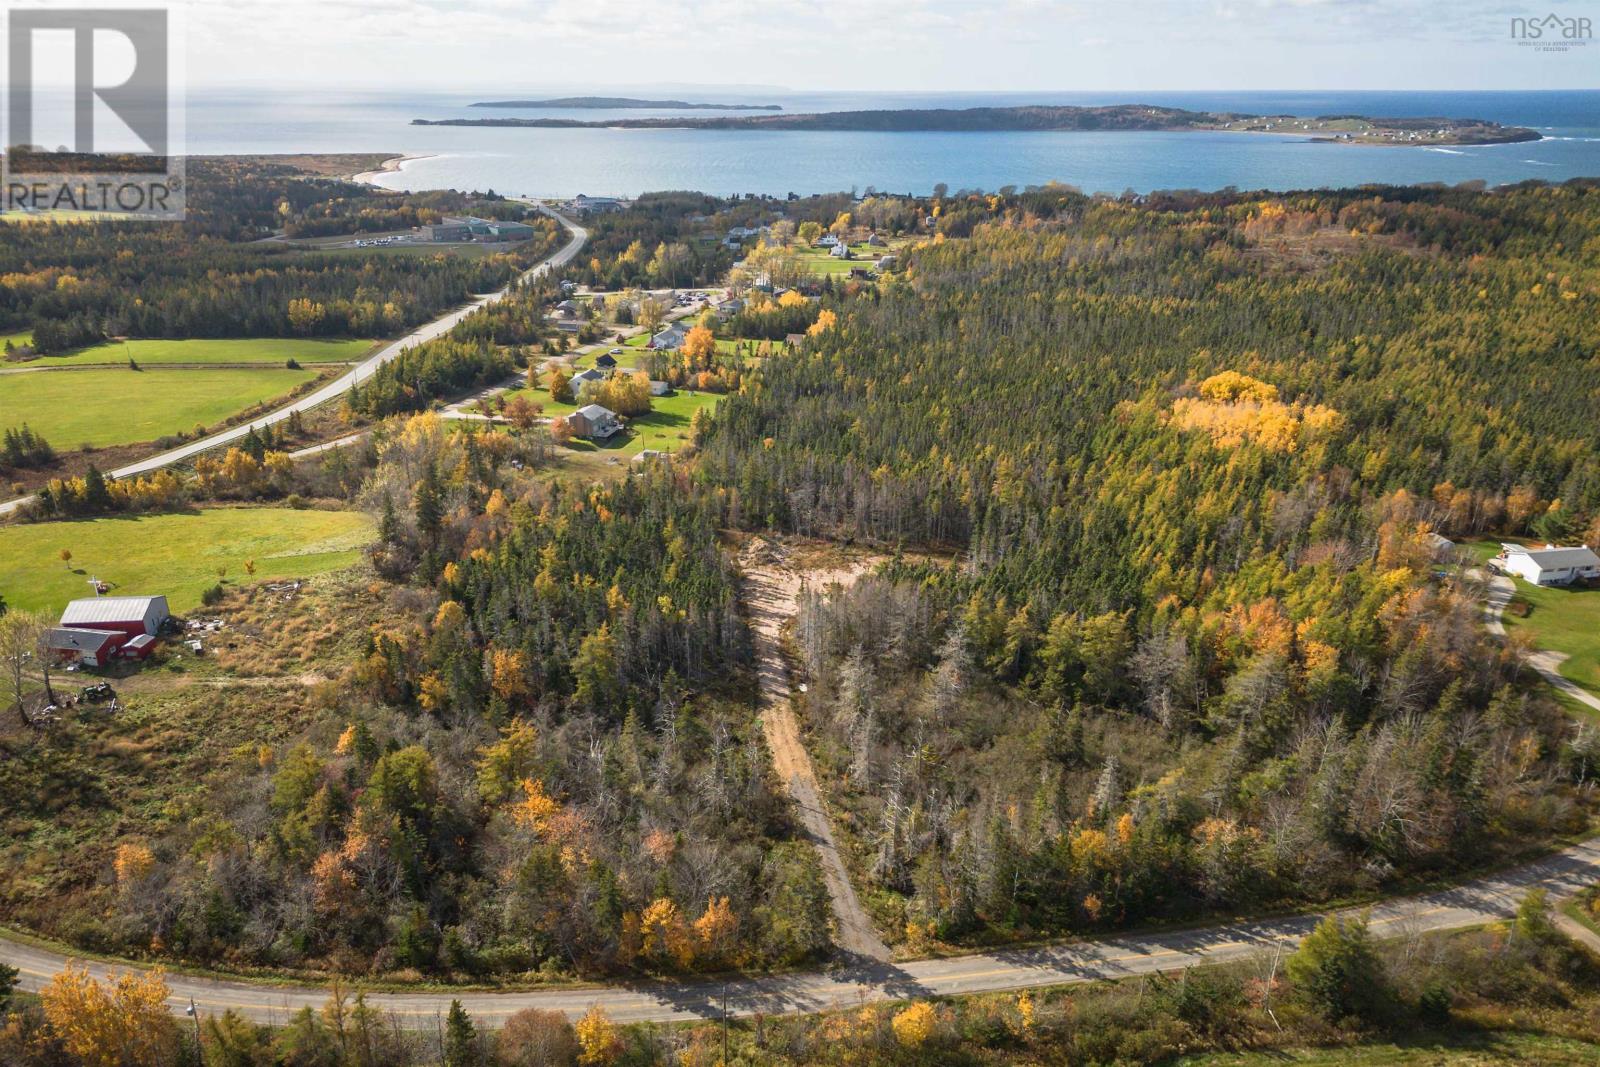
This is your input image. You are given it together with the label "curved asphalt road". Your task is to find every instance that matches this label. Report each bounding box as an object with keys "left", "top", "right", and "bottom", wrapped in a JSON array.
[
  {"left": 4, "top": 838, "right": 1597, "bottom": 1026},
  {"left": 0, "top": 207, "right": 586, "bottom": 518}
]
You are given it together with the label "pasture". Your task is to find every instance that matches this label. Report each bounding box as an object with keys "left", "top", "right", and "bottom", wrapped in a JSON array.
[
  {"left": 17, "top": 337, "right": 375, "bottom": 367},
  {"left": 0, "top": 506, "right": 375, "bottom": 615},
  {"left": 0, "top": 365, "right": 319, "bottom": 449}
]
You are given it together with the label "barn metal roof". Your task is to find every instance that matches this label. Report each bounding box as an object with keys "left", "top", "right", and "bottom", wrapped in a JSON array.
[
  {"left": 45, "top": 627, "right": 124, "bottom": 651},
  {"left": 60, "top": 596, "right": 167, "bottom": 627}
]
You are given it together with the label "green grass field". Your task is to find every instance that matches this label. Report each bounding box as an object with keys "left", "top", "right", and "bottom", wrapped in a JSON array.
[
  {"left": 793, "top": 242, "right": 894, "bottom": 276},
  {"left": 18, "top": 337, "right": 375, "bottom": 368},
  {"left": 0, "top": 366, "right": 319, "bottom": 448},
  {"left": 573, "top": 391, "right": 722, "bottom": 456},
  {"left": 1503, "top": 581, "right": 1600, "bottom": 698},
  {"left": 500, "top": 386, "right": 720, "bottom": 457},
  {"left": 0, "top": 507, "right": 375, "bottom": 615},
  {"left": 1462, "top": 539, "right": 1600, "bottom": 699}
]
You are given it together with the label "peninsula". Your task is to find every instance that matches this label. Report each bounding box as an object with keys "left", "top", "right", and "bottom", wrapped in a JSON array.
[
  {"left": 416, "top": 103, "right": 1540, "bottom": 145},
  {"left": 469, "top": 96, "right": 782, "bottom": 110}
]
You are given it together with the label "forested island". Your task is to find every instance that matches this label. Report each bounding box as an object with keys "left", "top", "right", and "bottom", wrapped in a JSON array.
[
  {"left": 469, "top": 96, "right": 782, "bottom": 110},
  {"left": 415, "top": 103, "right": 1540, "bottom": 144}
]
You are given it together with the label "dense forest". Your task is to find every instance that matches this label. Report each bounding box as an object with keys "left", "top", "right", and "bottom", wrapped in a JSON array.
[
  {"left": 699, "top": 179, "right": 1600, "bottom": 945},
  {"left": 0, "top": 160, "right": 560, "bottom": 352},
  {"left": 4, "top": 174, "right": 1600, "bottom": 1028},
  {"left": 555, "top": 191, "right": 737, "bottom": 291},
  {"left": 0, "top": 414, "right": 830, "bottom": 982}
]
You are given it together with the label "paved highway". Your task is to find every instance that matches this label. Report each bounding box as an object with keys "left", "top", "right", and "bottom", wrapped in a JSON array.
[
  {"left": 4, "top": 837, "right": 1597, "bottom": 1026},
  {"left": 0, "top": 207, "right": 586, "bottom": 518}
]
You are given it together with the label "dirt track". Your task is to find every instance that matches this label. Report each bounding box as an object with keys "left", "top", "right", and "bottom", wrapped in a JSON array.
[{"left": 738, "top": 541, "right": 892, "bottom": 962}]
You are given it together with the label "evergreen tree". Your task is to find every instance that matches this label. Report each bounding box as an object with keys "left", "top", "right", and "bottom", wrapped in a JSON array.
[{"left": 443, "top": 999, "right": 479, "bottom": 1067}]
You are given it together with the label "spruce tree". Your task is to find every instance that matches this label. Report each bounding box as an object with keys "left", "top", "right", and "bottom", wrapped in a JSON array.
[{"left": 443, "top": 999, "right": 479, "bottom": 1067}]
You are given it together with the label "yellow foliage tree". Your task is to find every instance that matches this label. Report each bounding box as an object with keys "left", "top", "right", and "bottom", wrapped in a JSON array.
[
  {"left": 512, "top": 777, "right": 562, "bottom": 835},
  {"left": 574, "top": 1004, "right": 621, "bottom": 1066},
  {"left": 490, "top": 647, "right": 531, "bottom": 703},
  {"left": 40, "top": 962, "right": 178, "bottom": 1067},
  {"left": 891, "top": 1001, "right": 937, "bottom": 1048},
  {"left": 113, "top": 843, "right": 155, "bottom": 887},
  {"left": 807, "top": 308, "right": 838, "bottom": 337},
  {"left": 640, "top": 897, "right": 696, "bottom": 968}
]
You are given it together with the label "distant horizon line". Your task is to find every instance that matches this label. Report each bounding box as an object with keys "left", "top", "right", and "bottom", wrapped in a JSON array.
[{"left": 178, "top": 85, "right": 1600, "bottom": 95}]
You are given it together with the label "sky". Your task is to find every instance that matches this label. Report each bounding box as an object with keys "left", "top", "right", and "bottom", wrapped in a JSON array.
[
  {"left": 30, "top": 0, "right": 1600, "bottom": 92},
  {"left": 176, "top": 0, "right": 1599, "bottom": 91}
]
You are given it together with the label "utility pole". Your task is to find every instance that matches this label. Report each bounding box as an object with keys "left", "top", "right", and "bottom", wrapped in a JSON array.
[
  {"left": 186, "top": 998, "right": 201, "bottom": 1065},
  {"left": 722, "top": 980, "right": 729, "bottom": 1067}
]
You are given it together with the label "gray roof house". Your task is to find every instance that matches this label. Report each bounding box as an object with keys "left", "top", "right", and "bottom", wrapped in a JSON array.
[
  {"left": 568, "top": 404, "right": 622, "bottom": 440},
  {"left": 648, "top": 324, "right": 689, "bottom": 350},
  {"left": 571, "top": 368, "right": 608, "bottom": 388}
]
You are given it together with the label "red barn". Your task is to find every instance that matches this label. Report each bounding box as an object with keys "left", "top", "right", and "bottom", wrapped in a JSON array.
[
  {"left": 45, "top": 627, "right": 128, "bottom": 667},
  {"left": 59, "top": 595, "right": 170, "bottom": 638},
  {"left": 121, "top": 634, "right": 159, "bottom": 661}
]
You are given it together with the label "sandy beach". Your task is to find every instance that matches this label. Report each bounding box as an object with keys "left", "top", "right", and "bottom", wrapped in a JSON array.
[{"left": 349, "top": 153, "right": 434, "bottom": 188}]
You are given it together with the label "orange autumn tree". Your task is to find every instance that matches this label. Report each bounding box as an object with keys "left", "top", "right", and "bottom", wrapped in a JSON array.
[
  {"left": 682, "top": 325, "right": 716, "bottom": 368},
  {"left": 692, "top": 896, "right": 739, "bottom": 965},
  {"left": 640, "top": 897, "right": 696, "bottom": 968}
]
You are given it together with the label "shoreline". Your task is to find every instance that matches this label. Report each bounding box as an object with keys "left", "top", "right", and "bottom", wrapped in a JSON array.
[{"left": 350, "top": 153, "right": 434, "bottom": 188}]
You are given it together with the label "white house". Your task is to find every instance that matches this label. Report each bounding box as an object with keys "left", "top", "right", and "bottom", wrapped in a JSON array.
[
  {"left": 648, "top": 324, "right": 689, "bottom": 350},
  {"left": 816, "top": 234, "right": 840, "bottom": 248},
  {"left": 571, "top": 368, "right": 608, "bottom": 389},
  {"left": 1499, "top": 543, "right": 1600, "bottom": 586}
]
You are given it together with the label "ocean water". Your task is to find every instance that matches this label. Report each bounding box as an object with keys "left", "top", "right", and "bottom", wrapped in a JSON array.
[{"left": 188, "top": 89, "right": 1600, "bottom": 197}]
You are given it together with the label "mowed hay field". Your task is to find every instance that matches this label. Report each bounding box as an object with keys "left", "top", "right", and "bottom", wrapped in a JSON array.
[
  {"left": 21, "top": 337, "right": 376, "bottom": 367},
  {"left": 0, "top": 365, "right": 318, "bottom": 448},
  {"left": 0, "top": 507, "right": 375, "bottom": 614}
]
